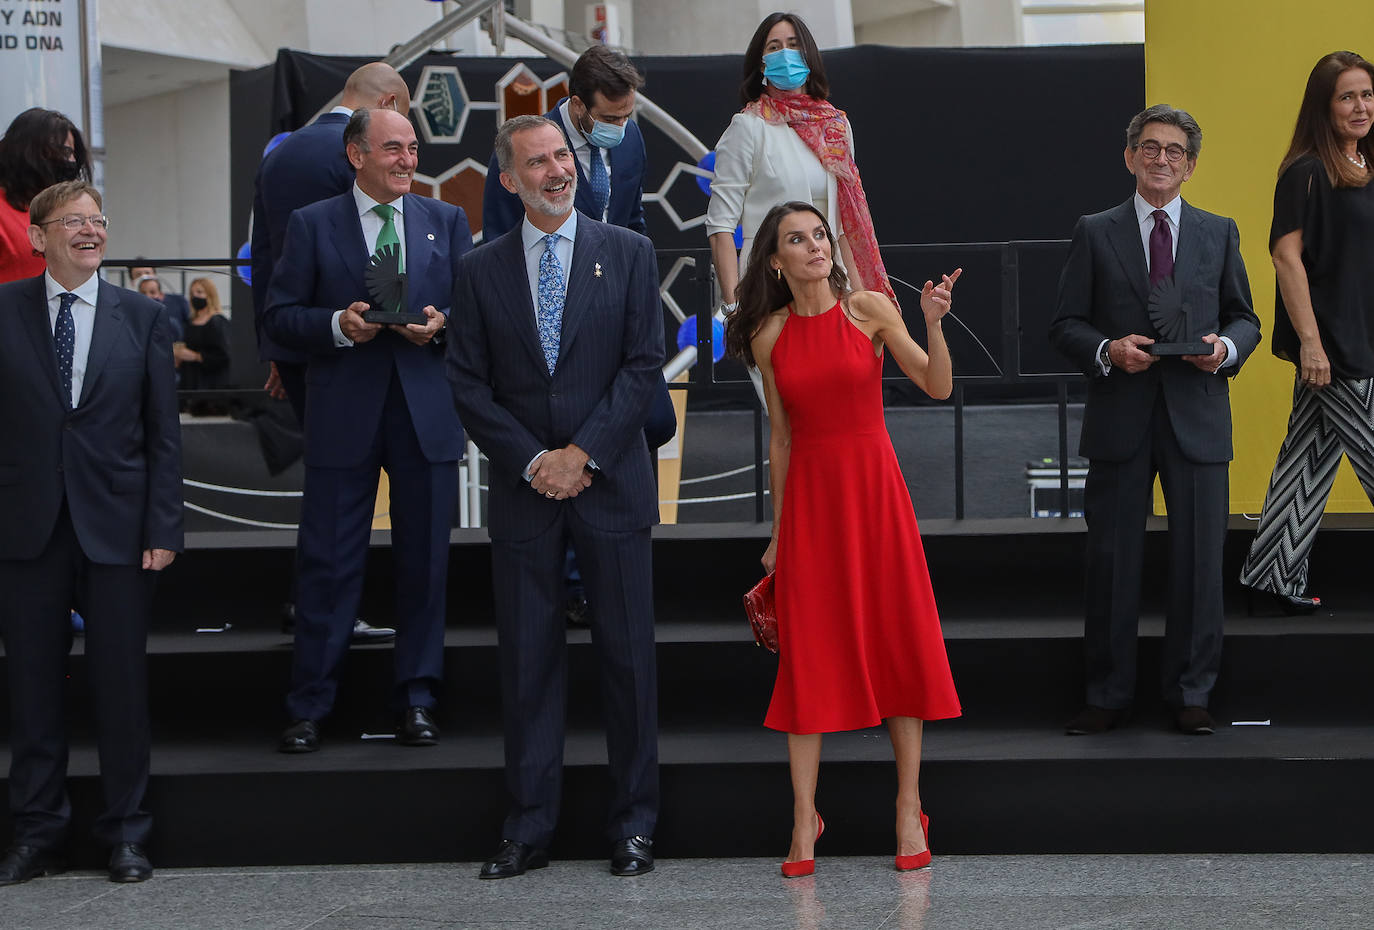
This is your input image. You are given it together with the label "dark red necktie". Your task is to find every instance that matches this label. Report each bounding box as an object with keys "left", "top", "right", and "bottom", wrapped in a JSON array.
[{"left": 1149, "top": 209, "right": 1174, "bottom": 287}]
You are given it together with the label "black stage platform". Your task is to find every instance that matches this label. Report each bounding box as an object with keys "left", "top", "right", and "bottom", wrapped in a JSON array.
[{"left": 2, "top": 523, "right": 1372, "bottom": 868}]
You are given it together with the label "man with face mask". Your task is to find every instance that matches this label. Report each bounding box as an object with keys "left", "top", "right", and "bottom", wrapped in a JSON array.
[{"left": 482, "top": 45, "right": 647, "bottom": 239}]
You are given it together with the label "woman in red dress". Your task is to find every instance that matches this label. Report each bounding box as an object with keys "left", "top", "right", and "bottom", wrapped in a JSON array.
[{"left": 725, "top": 202, "right": 962, "bottom": 876}]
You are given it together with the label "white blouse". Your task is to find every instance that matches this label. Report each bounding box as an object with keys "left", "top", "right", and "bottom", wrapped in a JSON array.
[{"left": 705, "top": 111, "right": 853, "bottom": 273}]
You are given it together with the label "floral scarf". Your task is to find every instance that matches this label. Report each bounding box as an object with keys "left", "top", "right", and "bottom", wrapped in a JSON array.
[{"left": 743, "top": 88, "right": 897, "bottom": 305}]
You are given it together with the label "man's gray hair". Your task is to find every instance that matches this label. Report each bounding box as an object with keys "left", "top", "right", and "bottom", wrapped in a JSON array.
[
  {"left": 344, "top": 108, "right": 373, "bottom": 152},
  {"left": 1126, "top": 104, "right": 1202, "bottom": 158},
  {"left": 494, "top": 115, "right": 562, "bottom": 174}
]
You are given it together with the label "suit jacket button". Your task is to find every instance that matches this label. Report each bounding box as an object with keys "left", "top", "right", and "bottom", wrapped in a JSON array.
[{"left": 550, "top": 391, "right": 559, "bottom": 398}]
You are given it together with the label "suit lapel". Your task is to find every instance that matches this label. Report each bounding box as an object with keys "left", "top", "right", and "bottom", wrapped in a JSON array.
[
  {"left": 80, "top": 280, "right": 125, "bottom": 406},
  {"left": 1105, "top": 198, "right": 1149, "bottom": 306},
  {"left": 557, "top": 215, "right": 604, "bottom": 367},
  {"left": 18, "top": 277, "right": 64, "bottom": 403},
  {"left": 328, "top": 195, "right": 368, "bottom": 294},
  {"left": 401, "top": 194, "right": 434, "bottom": 312},
  {"left": 1172, "top": 200, "right": 1204, "bottom": 287},
  {"left": 496, "top": 229, "right": 549, "bottom": 377}
]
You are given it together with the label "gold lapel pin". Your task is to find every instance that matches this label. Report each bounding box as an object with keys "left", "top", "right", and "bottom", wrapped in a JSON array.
[{"left": 594, "top": 262, "right": 603, "bottom": 277}]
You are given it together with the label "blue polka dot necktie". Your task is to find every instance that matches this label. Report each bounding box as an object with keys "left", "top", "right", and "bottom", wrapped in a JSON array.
[
  {"left": 537, "top": 233, "right": 565, "bottom": 375},
  {"left": 588, "top": 145, "right": 609, "bottom": 221},
  {"left": 55, "top": 292, "right": 76, "bottom": 406}
]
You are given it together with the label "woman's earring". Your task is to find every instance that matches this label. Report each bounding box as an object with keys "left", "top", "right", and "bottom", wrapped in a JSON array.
[{"left": 775, "top": 267, "right": 781, "bottom": 281}]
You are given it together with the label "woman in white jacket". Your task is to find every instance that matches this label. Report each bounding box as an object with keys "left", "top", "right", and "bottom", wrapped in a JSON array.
[{"left": 707, "top": 12, "right": 893, "bottom": 316}]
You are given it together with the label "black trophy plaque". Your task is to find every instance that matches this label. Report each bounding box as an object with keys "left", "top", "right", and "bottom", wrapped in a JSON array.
[
  {"left": 362, "top": 244, "right": 426, "bottom": 326},
  {"left": 1146, "top": 279, "right": 1210, "bottom": 356}
]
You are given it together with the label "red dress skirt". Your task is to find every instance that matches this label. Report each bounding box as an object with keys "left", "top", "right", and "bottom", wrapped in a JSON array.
[{"left": 765, "top": 300, "right": 961, "bottom": 733}]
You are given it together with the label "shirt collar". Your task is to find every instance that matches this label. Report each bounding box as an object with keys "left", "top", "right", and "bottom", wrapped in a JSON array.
[
  {"left": 354, "top": 183, "right": 405, "bottom": 219},
  {"left": 558, "top": 98, "right": 589, "bottom": 151},
  {"left": 521, "top": 211, "right": 579, "bottom": 253},
  {"left": 331, "top": 106, "right": 353, "bottom": 117},
  {"left": 1133, "top": 191, "right": 1182, "bottom": 228},
  {"left": 45, "top": 270, "right": 99, "bottom": 307}
]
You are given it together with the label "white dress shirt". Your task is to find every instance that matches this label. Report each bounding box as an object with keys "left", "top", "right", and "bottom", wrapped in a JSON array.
[
  {"left": 559, "top": 99, "right": 612, "bottom": 222},
  {"left": 520, "top": 211, "right": 593, "bottom": 478},
  {"left": 332, "top": 184, "right": 407, "bottom": 346},
  {"left": 45, "top": 271, "right": 100, "bottom": 408}
]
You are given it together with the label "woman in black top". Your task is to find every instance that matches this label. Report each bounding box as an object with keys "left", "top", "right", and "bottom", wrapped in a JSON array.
[
  {"left": 1240, "top": 51, "right": 1374, "bottom": 613},
  {"left": 175, "top": 277, "right": 232, "bottom": 412}
]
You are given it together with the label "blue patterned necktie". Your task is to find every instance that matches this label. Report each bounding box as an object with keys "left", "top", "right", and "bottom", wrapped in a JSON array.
[
  {"left": 587, "top": 145, "right": 609, "bottom": 221},
  {"left": 55, "top": 292, "right": 77, "bottom": 406},
  {"left": 537, "top": 233, "right": 565, "bottom": 374}
]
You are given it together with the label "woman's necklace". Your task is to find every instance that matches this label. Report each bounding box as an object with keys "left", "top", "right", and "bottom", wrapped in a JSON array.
[{"left": 1345, "top": 149, "right": 1368, "bottom": 170}]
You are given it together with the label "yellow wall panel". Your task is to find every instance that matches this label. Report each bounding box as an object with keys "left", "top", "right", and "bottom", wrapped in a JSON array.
[{"left": 1147, "top": 0, "right": 1374, "bottom": 512}]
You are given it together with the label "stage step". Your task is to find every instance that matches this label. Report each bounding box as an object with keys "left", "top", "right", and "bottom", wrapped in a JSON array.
[
  {"left": 3, "top": 527, "right": 1372, "bottom": 867},
  {"left": 6, "top": 721, "right": 1373, "bottom": 869}
]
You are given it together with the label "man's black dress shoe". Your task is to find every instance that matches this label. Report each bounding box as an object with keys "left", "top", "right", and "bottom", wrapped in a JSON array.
[
  {"left": 397, "top": 707, "right": 439, "bottom": 746},
  {"left": 1065, "top": 705, "right": 1128, "bottom": 735},
  {"left": 478, "top": 840, "right": 549, "bottom": 879},
  {"left": 108, "top": 843, "right": 152, "bottom": 883},
  {"left": 278, "top": 719, "right": 321, "bottom": 753},
  {"left": 281, "top": 604, "right": 396, "bottom": 644},
  {"left": 610, "top": 835, "right": 654, "bottom": 876},
  {"left": 0, "top": 845, "right": 65, "bottom": 885},
  {"left": 1175, "top": 706, "right": 1216, "bottom": 735},
  {"left": 350, "top": 618, "right": 396, "bottom": 644}
]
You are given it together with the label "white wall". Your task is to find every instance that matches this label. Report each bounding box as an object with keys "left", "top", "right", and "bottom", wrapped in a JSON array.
[
  {"left": 632, "top": 0, "right": 854, "bottom": 57},
  {"left": 103, "top": 80, "right": 232, "bottom": 270}
]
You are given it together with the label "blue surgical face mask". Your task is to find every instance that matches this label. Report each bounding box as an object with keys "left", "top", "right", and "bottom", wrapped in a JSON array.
[
  {"left": 586, "top": 118, "right": 626, "bottom": 149},
  {"left": 762, "top": 48, "right": 810, "bottom": 91}
]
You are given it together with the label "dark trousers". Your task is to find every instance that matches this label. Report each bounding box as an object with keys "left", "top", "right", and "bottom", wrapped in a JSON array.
[
  {"left": 1083, "top": 396, "right": 1228, "bottom": 710},
  {"left": 492, "top": 508, "right": 658, "bottom": 848},
  {"left": 275, "top": 359, "right": 308, "bottom": 429},
  {"left": 286, "top": 373, "right": 456, "bottom": 721},
  {"left": 0, "top": 505, "right": 154, "bottom": 850}
]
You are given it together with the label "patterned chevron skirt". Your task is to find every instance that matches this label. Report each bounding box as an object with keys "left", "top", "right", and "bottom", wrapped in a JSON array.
[{"left": 1240, "top": 374, "right": 1374, "bottom": 595}]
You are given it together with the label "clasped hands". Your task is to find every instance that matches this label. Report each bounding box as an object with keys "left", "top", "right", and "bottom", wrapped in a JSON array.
[
  {"left": 1108, "top": 333, "right": 1228, "bottom": 374},
  {"left": 340, "top": 302, "right": 444, "bottom": 346},
  {"left": 531, "top": 445, "right": 592, "bottom": 501}
]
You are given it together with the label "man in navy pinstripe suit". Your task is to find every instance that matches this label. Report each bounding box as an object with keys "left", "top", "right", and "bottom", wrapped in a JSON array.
[{"left": 448, "top": 115, "right": 663, "bottom": 879}]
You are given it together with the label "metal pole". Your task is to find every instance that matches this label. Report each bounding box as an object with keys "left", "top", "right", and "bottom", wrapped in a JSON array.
[
  {"left": 1057, "top": 380, "right": 1071, "bottom": 518},
  {"left": 466, "top": 440, "right": 483, "bottom": 527},
  {"left": 953, "top": 383, "right": 966, "bottom": 520}
]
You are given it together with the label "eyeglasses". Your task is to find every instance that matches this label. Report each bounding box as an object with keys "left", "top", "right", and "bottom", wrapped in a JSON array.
[
  {"left": 39, "top": 214, "right": 110, "bottom": 231},
  {"left": 1135, "top": 141, "right": 1189, "bottom": 163}
]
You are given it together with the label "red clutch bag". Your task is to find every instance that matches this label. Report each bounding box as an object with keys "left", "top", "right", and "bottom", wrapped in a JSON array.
[{"left": 743, "top": 572, "right": 778, "bottom": 653}]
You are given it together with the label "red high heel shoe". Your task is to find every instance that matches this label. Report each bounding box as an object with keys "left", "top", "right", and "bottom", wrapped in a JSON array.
[
  {"left": 780, "top": 813, "right": 825, "bottom": 878},
  {"left": 894, "top": 810, "right": 931, "bottom": 871}
]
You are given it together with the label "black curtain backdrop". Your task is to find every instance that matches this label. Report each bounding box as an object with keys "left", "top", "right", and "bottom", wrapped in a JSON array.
[{"left": 228, "top": 44, "right": 1144, "bottom": 393}]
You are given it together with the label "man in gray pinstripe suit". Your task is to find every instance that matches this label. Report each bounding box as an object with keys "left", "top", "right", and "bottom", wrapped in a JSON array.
[{"left": 448, "top": 116, "right": 663, "bottom": 879}]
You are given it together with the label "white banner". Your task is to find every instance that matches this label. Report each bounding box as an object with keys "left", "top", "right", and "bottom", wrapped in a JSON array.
[{"left": 0, "top": 0, "right": 93, "bottom": 139}]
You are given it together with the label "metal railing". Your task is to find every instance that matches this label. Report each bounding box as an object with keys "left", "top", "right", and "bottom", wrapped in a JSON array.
[{"left": 117, "top": 240, "right": 1088, "bottom": 529}]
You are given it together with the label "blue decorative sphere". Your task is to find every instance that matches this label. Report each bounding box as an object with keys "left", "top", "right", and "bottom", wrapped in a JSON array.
[
  {"left": 696, "top": 152, "right": 715, "bottom": 196},
  {"left": 676, "top": 315, "right": 726, "bottom": 363},
  {"left": 235, "top": 241, "right": 252, "bottom": 286},
  {"left": 263, "top": 132, "right": 291, "bottom": 158}
]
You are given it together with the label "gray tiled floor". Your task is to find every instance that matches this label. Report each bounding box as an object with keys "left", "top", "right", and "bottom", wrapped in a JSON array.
[{"left": 3, "top": 855, "right": 1371, "bottom": 929}]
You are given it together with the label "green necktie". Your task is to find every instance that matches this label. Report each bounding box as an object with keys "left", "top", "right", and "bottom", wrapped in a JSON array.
[{"left": 372, "top": 203, "right": 403, "bottom": 273}]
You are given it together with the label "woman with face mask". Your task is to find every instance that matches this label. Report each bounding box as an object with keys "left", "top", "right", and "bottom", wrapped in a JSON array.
[
  {"left": 0, "top": 108, "right": 91, "bottom": 284},
  {"left": 707, "top": 13, "right": 895, "bottom": 327},
  {"left": 174, "top": 277, "right": 233, "bottom": 412}
]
